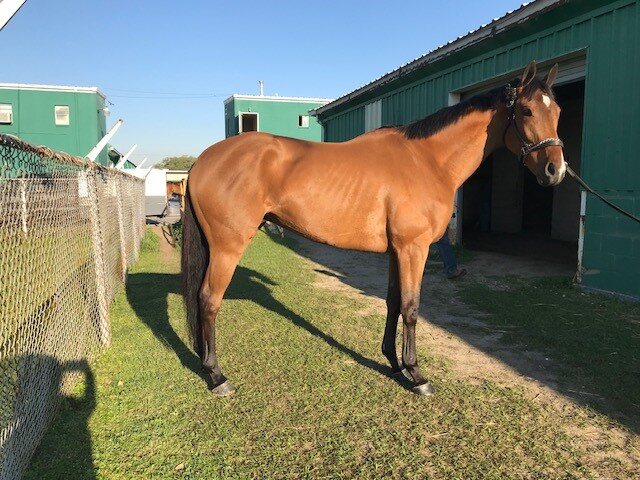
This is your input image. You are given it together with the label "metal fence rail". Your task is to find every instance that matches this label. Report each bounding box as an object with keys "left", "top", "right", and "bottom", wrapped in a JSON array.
[{"left": 0, "top": 134, "right": 145, "bottom": 479}]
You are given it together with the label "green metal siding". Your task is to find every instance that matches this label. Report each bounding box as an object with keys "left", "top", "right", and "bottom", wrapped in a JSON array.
[
  {"left": 324, "top": 106, "right": 365, "bottom": 142},
  {"left": 319, "top": 0, "right": 640, "bottom": 298},
  {"left": 0, "top": 89, "right": 108, "bottom": 165},
  {"left": 225, "top": 98, "right": 325, "bottom": 141}
]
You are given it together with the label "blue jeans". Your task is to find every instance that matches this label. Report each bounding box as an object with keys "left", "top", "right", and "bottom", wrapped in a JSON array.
[{"left": 436, "top": 230, "right": 458, "bottom": 276}]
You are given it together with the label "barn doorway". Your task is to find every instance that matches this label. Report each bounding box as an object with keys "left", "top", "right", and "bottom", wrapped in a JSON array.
[{"left": 460, "top": 79, "right": 585, "bottom": 266}]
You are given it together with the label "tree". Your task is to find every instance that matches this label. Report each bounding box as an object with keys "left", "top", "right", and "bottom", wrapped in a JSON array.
[{"left": 155, "top": 155, "right": 197, "bottom": 170}]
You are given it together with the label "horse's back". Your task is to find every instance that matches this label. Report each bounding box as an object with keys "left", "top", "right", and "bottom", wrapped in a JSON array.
[{"left": 188, "top": 130, "right": 438, "bottom": 252}]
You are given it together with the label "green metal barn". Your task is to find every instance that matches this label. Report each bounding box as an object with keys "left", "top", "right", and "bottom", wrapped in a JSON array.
[
  {"left": 224, "top": 94, "right": 331, "bottom": 141},
  {"left": 313, "top": 0, "right": 640, "bottom": 299},
  {"left": 0, "top": 83, "right": 111, "bottom": 166}
]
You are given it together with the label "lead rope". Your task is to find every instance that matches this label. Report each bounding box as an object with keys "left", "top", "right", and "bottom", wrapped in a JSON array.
[
  {"left": 503, "top": 84, "right": 639, "bottom": 225},
  {"left": 565, "top": 165, "right": 640, "bottom": 224}
]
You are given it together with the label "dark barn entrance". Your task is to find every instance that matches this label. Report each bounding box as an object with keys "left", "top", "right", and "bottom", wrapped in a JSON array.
[{"left": 461, "top": 80, "right": 585, "bottom": 266}]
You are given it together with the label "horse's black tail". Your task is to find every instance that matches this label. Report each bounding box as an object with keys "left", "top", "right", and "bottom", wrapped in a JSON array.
[{"left": 181, "top": 184, "right": 208, "bottom": 357}]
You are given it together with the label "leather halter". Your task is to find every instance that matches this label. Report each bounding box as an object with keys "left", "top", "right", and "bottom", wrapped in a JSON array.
[
  {"left": 501, "top": 86, "right": 640, "bottom": 225},
  {"left": 503, "top": 84, "right": 564, "bottom": 164}
]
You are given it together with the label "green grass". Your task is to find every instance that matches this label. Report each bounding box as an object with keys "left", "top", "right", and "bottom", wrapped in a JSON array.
[
  {"left": 460, "top": 276, "right": 640, "bottom": 427},
  {"left": 139, "top": 227, "right": 160, "bottom": 254},
  {"left": 25, "top": 230, "right": 637, "bottom": 479}
]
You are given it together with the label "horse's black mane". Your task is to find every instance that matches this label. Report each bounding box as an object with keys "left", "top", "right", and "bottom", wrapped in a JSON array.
[{"left": 398, "top": 78, "right": 553, "bottom": 140}]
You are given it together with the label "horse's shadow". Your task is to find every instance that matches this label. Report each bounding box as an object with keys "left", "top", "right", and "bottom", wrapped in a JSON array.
[{"left": 126, "top": 265, "right": 414, "bottom": 392}]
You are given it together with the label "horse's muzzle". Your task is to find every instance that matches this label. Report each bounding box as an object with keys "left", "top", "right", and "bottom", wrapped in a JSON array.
[{"left": 538, "top": 160, "right": 567, "bottom": 186}]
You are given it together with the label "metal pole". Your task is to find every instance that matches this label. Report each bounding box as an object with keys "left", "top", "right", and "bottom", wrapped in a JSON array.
[
  {"left": 115, "top": 177, "right": 128, "bottom": 281},
  {"left": 86, "top": 119, "right": 124, "bottom": 162},
  {"left": 86, "top": 171, "right": 110, "bottom": 346},
  {"left": 576, "top": 190, "right": 587, "bottom": 284},
  {"left": 134, "top": 157, "right": 148, "bottom": 170},
  {"left": 19, "top": 178, "right": 27, "bottom": 234},
  {"left": 115, "top": 144, "right": 137, "bottom": 170},
  {"left": 0, "top": 0, "right": 27, "bottom": 30}
]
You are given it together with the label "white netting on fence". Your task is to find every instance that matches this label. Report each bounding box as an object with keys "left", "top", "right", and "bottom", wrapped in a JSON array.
[{"left": 0, "top": 134, "right": 145, "bottom": 479}]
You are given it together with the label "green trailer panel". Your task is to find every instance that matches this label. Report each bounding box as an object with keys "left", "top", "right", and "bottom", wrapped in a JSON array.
[
  {"left": 0, "top": 86, "right": 108, "bottom": 165},
  {"left": 224, "top": 95, "right": 330, "bottom": 142}
]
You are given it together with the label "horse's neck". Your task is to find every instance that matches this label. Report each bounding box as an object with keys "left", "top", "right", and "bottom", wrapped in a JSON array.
[{"left": 414, "top": 109, "right": 504, "bottom": 190}]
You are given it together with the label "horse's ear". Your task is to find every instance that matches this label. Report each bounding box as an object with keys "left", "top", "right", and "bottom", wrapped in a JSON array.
[
  {"left": 520, "top": 60, "right": 537, "bottom": 88},
  {"left": 545, "top": 63, "right": 559, "bottom": 87}
]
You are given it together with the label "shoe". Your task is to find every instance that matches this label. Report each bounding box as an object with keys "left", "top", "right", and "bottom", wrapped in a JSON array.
[{"left": 446, "top": 268, "right": 467, "bottom": 280}]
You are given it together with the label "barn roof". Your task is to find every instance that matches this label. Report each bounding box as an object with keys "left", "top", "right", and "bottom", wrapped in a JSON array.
[{"left": 312, "top": 0, "right": 565, "bottom": 117}]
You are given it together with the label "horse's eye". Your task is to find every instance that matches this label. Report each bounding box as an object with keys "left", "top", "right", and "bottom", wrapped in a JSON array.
[{"left": 522, "top": 107, "right": 533, "bottom": 117}]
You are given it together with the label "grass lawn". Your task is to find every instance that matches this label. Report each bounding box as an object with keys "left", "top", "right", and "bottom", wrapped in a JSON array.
[
  {"left": 25, "top": 229, "right": 638, "bottom": 479},
  {"left": 460, "top": 276, "right": 640, "bottom": 427}
]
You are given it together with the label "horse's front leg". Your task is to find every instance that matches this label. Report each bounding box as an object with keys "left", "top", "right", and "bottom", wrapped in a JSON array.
[{"left": 396, "top": 242, "right": 435, "bottom": 395}]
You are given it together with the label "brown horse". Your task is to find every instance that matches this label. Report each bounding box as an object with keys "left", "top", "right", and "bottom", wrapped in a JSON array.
[{"left": 182, "top": 60, "right": 565, "bottom": 396}]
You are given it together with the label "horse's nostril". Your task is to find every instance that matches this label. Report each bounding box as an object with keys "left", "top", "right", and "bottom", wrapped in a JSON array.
[{"left": 545, "top": 162, "right": 556, "bottom": 176}]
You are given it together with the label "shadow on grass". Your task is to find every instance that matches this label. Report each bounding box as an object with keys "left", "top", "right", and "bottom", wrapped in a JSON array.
[
  {"left": 284, "top": 233, "right": 640, "bottom": 432},
  {"left": 21, "top": 357, "right": 96, "bottom": 479},
  {"left": 126, "top": 265, "right": 414, "bottom": 393}
]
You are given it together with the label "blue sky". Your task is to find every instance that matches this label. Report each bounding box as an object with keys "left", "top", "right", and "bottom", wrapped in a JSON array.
[{"left": 1, "top": 0, "right": 524, "bottom": 165}]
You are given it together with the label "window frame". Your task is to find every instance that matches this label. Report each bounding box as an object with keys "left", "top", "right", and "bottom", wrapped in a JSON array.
[
  {"left": 238, "top": 111, "right": 259, "bottom": 133},
  {"left": 298, "top": 115, "right": 310, "bottom": 128},
  {"left": 54, "top": 105, "right": 70, "bottom": 126},
  {"left": 0, "top": 104, "right": 13, "bottom": 125}
]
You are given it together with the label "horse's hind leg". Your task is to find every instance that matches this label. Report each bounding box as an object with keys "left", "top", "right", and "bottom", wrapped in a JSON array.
[
  {"left": 199, "top": 242, "right": 247, "bottom": 396},
  {"left": 382, "top": 252, "right": 401, "bottom": 372}
]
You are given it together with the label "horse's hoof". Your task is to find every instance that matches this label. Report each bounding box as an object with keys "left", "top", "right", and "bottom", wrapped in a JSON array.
[
  {"left": 412, "top": 382, "right": 435, "bottom": 396},
  {"left": 211, "top": 380, "right": 236, "bottom": 397}
]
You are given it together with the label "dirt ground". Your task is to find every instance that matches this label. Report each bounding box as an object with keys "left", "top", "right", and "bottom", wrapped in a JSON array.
[{"left": 292, "top": 234, "right": 640, "bottom": 473}]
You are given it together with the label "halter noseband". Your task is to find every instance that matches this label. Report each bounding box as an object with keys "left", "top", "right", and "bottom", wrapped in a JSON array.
[{"left": 503, "top": 84, "right": 564, "bottom": 164}]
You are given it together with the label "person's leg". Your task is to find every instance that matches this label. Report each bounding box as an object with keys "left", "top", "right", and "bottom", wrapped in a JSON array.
[{"left": 435, "top": 233, "right": 458, "bottom": 276}]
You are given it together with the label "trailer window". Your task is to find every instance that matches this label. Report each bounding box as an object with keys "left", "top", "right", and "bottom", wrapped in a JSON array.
[
  {"left": 0, "top": 104, "right": 13, "bottom": 124},
  {"left": 55, "top": 105, "right": 70, "bottom": 126},
  {"left": 240, "top": 113, "right": 258, "bottom": 133}
]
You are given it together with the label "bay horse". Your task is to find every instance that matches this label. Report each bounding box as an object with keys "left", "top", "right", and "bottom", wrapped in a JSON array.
[{"left": 182, "top": 60, "right": 566, "bottom": 396}]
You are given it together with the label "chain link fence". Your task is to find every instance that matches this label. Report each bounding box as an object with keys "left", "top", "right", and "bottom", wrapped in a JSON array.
[{"left": 0, "top": 134, "right": 145, "bottom": 479}]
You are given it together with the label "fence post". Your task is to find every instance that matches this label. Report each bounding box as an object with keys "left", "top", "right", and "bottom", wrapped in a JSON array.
[
  {"left": 115, "top": 176, "right": 128, "bottom": 281},
  {"left": 131, "top": 185, "right": 140, "bottom": 262},
  {"left": 85, "top": 170, "right": 110, "bottom": 346},
  {"left": 19, "top": 178, "right": 27, "bottom": 233}
]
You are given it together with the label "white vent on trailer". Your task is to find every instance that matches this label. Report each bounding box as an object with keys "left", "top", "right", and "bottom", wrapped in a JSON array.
[
  {"left": 298, "top": 115, "right": 309, "bottom": 128},
  {"left": 54, "top": 105, "right": 70, "bottom": 125},
  {"left": 0, "top": 104, "right": 13, "bottom": 124},
  {"left": 364, "top": 99, "right": 382, "bottom": 132}
]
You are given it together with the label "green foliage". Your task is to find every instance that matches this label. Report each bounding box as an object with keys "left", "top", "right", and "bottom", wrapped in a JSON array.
[
  {"left": 171, "top": 220, "right": 182, "bottom": 249},
  {"left": 155, "top": 155, "right": 197, "bottom": 170},
  {"left": 139, "top": 226, "right": 160, "bottom": 253}
]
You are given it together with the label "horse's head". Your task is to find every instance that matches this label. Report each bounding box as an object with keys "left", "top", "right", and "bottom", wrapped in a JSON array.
[{"left": 504, "top": 60, "right": 566, "bottom": 187}]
